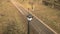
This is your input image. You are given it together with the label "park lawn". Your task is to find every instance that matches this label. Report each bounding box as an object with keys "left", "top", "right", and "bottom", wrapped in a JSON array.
[
  {"left": 17, "top": 0, "right": 60, "bottom": 34},
  {"left": 0, "top": 0, "right": 27, "bottom": 34}
]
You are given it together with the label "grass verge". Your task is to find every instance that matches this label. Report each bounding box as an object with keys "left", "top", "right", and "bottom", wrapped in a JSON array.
[{"left": 0, "top": 0, "right": 27, "bottom": 34}]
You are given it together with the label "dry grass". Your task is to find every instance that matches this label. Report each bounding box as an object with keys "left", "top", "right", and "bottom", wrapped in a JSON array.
[
  {"left": 0, "top": 0, "right": 27, "bottom": 34},
  {"left": 32, "top": 4, "right": 60, "bottom": 34},
  {"left": 17, "top": 0, "right": 60, "bottom": 34}
]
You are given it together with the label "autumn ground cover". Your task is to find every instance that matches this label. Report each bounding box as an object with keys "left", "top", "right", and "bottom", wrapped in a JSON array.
[
  {"left": 17, "top": 0, "right": 60, "bottom": 34},
  {"left": 0, "top": 0, "right": 27, "bottom": 34}
]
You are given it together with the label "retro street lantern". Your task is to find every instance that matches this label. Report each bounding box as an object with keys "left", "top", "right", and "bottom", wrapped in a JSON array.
[
  {"left": 27, "top": 14, "right": 33, "bottom": 22},
  {"left": 27, "top": 14, "right": 33, "bottom": 34}
]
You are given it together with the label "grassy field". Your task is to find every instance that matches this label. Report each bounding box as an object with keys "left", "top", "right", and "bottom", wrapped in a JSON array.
[
  {"left": 17, "top": 0, "right": 60, "bottom": 34},
  {"left": 0, "top": 0, "right": 27, "bottom": 34}
]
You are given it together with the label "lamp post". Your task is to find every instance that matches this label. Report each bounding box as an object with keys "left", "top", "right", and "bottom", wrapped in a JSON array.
[{"left": 27, "top": 14, "right": 33, "bottom": 34}]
